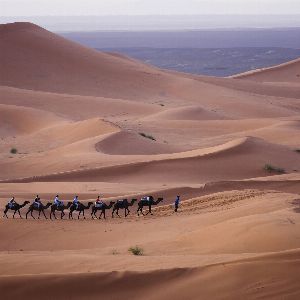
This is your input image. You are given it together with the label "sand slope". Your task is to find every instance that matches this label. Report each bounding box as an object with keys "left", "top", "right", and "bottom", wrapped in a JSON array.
[{"left": 232, "top": 57, "right": 300, "bottom": 83}]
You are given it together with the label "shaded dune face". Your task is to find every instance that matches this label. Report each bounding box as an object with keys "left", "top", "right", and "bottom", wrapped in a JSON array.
[{"left": 0, "top": 22, "right": 300, "bottom": 300}]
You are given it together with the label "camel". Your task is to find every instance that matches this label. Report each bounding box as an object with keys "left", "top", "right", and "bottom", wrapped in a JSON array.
[
  {"left": 69, "top": 202, "right": 93, "bottom": 219},
  {"left": 26, "top": 202, "right": 52, "bottom": 219},
  {"left": 112, "top": 199, "right": 137, "bottom": 218},
  {"left": 137, "top": 197, "right": 163, "bottom": 216},
  {"left": 3, "top": 201, "right": 30, "bottom": 218},
  {"left": 50, "top": 201, "right": 72, "bottom": 220},
  {"left": 91, "top": 201, "right": 115, "bottom": 219}
]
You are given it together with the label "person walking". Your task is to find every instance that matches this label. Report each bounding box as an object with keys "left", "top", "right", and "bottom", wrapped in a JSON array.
[{"left": 174, "top": 195, "right": 180, "bottom": 212}]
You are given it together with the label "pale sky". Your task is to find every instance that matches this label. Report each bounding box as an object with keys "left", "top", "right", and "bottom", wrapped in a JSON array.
[{"left": 1, "top": 0, "right": 300, "bottom": 16}]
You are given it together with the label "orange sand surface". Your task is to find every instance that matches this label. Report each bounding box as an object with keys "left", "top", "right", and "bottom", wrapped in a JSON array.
[{"left": 0, "top": 22, "right": 299, "bottom": 299}]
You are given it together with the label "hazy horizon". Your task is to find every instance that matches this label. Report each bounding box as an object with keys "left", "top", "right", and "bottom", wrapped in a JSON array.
[{"left": 1, "top": 15, "right": 300, "bottom": 32}]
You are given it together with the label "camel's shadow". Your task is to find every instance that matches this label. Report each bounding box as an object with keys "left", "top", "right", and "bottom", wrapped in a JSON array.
[{"left": 291, "top": 199, "right": 300, "bottom": 213}]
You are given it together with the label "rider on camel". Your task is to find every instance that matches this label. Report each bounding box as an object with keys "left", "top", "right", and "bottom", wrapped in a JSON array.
[
  {"left": 54, "top": 195, "right": 63, "bottom": 208},
  {"left": 73, "top": 195, "right": 79, "bottom": 209},
  {"left": 34, "top": 195, "right": 41, "bottom": 208},
  {"left": 95, "top": 195, "right": 104, "bottom": 208},
  {"left": 8, "top": 197, "right": 16, "bottom": 209}
]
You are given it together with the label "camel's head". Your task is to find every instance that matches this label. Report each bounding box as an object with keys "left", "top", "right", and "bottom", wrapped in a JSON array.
[
  {"left": 110, "top": 201, "right": 116, "bottom": 204},
  {"left": 158, "top": 197, "right": 163, "bottom": 202},
  {"left": 24, "top": 201, "right": 30, "bottom": 205},
  {"left": 88, "top": 202, "right": 93, "bottom": 206},
  {"left": 132, "top": 198, "right": 137, "bottom": 202}
]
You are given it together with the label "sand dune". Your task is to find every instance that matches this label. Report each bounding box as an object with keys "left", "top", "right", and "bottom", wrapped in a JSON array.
[
  {"left": 232, "top": 57, "right": 300, "bottom": 83},
  {"left": 0, "top": 22, "right": 174, "bottom": 100},
  {"left": 0, "top": 104, "right": 63, "bottom": 137},
  {"left": 3, "top": 137, "right": 299, "bottom": 185},
  {"left": 1, "top": 22, "right": 300, "bottom": 299},
  {"left": 144, "top": 105, "right": 229, "bottom": 121},
  {"left": 1, "top": 250, "right": 300, "bottom": 300},
  {"left": 96, "top": 130, "right": 182, "bottom": 155}
]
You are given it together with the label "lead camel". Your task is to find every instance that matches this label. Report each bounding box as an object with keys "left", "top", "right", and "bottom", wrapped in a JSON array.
[
  {"left": 3, "top": 201, "right": 30, "bottom": 218},
  {"left": 137, "top": 197, "right": 163, "bottom": 216}
]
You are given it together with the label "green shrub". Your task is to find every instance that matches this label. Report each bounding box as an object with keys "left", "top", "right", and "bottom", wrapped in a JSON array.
[
  {"left": 128, "top": 246, "right": 144, "bottom": 256},
  {"left": 139, "top": 132, "right": 156, "bottom": 141},
  {"left": 263, "top": 164, "right": 285, "bottom": 174},
  {"left": 10, "top": 148, "right": 17, "bottom": 154}
]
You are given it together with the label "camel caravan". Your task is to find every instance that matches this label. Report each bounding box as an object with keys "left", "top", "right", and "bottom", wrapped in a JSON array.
[{"left": 3, "top": 195, "right": 164, "bottom": 220}]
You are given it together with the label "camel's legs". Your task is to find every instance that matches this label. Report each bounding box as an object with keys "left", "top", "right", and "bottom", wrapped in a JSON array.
[
  {"left": 50, "top": 210, "right": 56, "bottom": 220},
  {"left": 137, "top": 206, "right": 145, "bottom": 216},
  {"left": 61, "top": 211, "right": 64, "bottom": 219},
  {"left": 145, "top": 205, "right": 152, "bottom": 215},
  {"left": 82, "top": 210, "right": 86, "bottom": 219},
  {"left": 38, "top": 210, "right": 41, "bottom": 219},
  {"left": 125, "top": 208, "right": 131, "bottom": 217},
  {"left": 13, "top": 210, "right": 17, "bottom": 218},
  {"left": 42, "top": 209, "right": 47, "bottom": 219},
  {"left": 3, "top": 207, "right": 9, "bottom": 218},
  {"left": 18, "top": 209, "right": 22, "bottom": 218},
  {"left": 78, "top": 210, "right": 81, "bottom": 219}
]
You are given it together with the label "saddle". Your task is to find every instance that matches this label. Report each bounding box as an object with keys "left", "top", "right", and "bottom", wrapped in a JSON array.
[
  {"left": 8, "top": 203, "right": 16, "bottom": 209},
  {"left": 33, "top": 202, "right": 40, "bottom": 208},
  {"left": 95, "top": 203, "right": 103, "bottom": 208}
]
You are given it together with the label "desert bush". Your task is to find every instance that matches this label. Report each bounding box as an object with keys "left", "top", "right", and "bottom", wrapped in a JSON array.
[
  {"left": 263, "top": 164, "right": 285, "bottom": 174},
  {"left": 295, "top": 149, "right": 300, "bottom": 153},
  {"left": 10, "top": 148, "right": 17, "bottom": 154},
  {"left": 111, "top": 249, "right": 119, "bottom": 255},
  {"left": 139, "top": 132, "right": 156, "bottom": 141},
  {"left": 128, "top": 246, "right": 144, "bottom": 256}
]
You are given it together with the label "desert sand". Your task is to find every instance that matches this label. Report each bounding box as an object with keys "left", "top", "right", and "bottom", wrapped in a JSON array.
[{"left": 0, "top": 22, "right": 300, "bottom": 299}]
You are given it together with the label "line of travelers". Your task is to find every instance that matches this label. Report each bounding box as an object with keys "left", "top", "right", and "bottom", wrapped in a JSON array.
[{"left": 7, "top": 194, "right": 181, "bottom": 212}]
